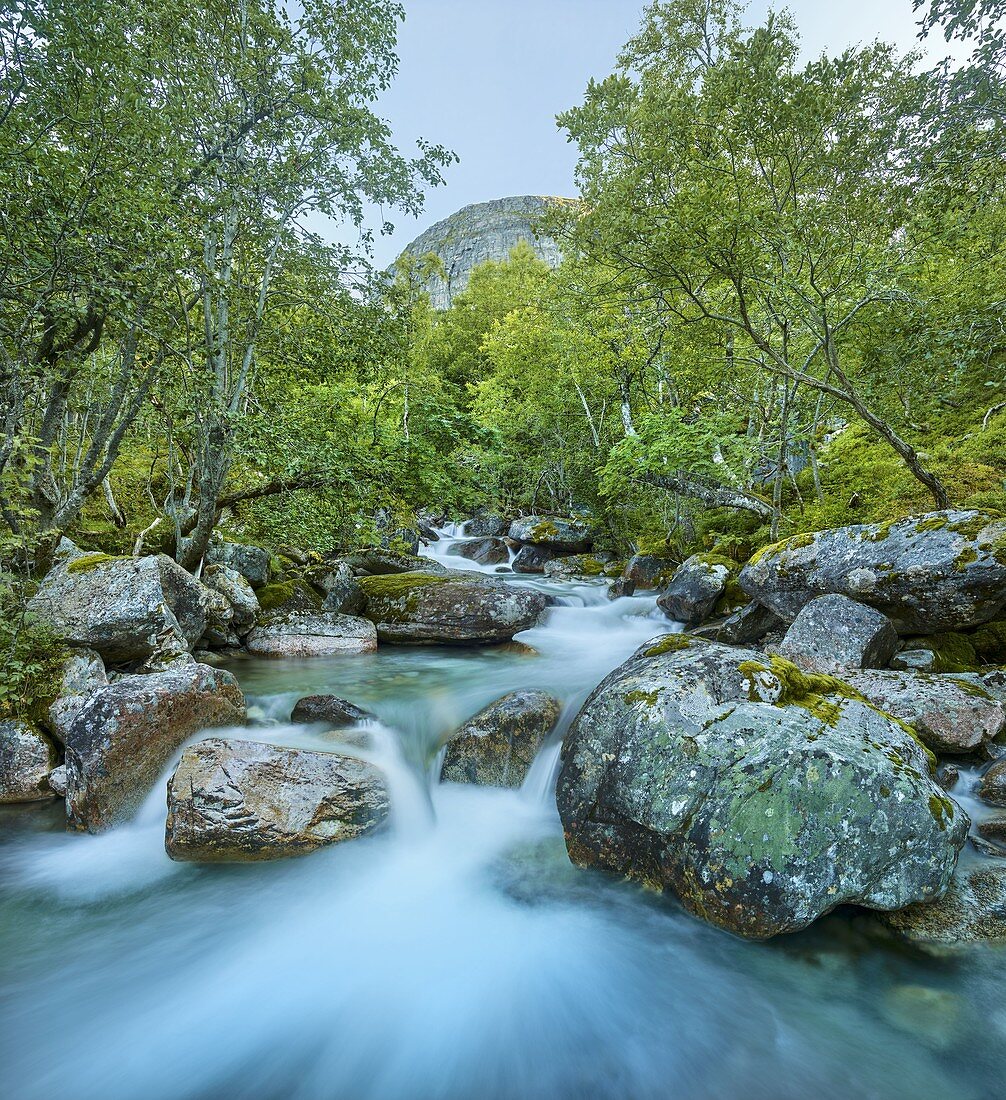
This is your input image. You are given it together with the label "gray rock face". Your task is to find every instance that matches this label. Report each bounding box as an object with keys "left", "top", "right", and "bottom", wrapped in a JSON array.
[
  {"left": 205, "top": 540, "right": 271, "bottom": 588},
  {"left": 607, "top": 578, "right": 636, "bottom": 600},
  {"left": 713, "top": 601, "right": 785, "bottom": 645},
  {"left": 891, "top": 649, "right": 938, "bottom": 673},
  {"left": 739, "top": 511, "right": 1006, "bottom": 633},
  {"left": 63, "top": 661, "right": 246, "bottom": 831},
  {"left": 657, "top": 554, "right": 731, "bottom": 626},
  {"left": 47, "top": 763, "right": 67, "bottom": 797},
  {"left": 291, "top": 695, "right": 374, "bottom": 727},
  {"left": 979, "top": 760, "right": 1006, "bottom": 806},
  {"left": 245, "top": 613, "right": 377, "bottom": 658},
  {"left": 202, "top": 564, "right": 260, "bottom": 636},
  {"left": 622, "top": 554, "right": 676, "bottom": 591},
  {"left": 511, "top": 545, "right": 556, "bottom": 574},
  {"left": 359, "top": 572, "right": 548, "bottom": 645},
  {"left": 841, "top": 669, "right": 1004, "bottom": 754},
  {"left": 201, "top": 587, "right": 238, "bottom": 647},
  {"left": 778, "top": 594, "right": 899, "bottom": 674},
  {"left": 46, "top": 648, "right": 108, "bottom": 745},
  {"left": 28, "top": 553, "right": 211, "bottom": 662},
  {"left": 542, "top": 555, "right": 604, "bottom": 580},
  {"left": 400, "top": 196, "right": 567, "bottom": 310},
  {"left": 441, "top": 691, "right": 561, "bottom": 787},
  {"left": 448, "top": 537, "right": 509, "bottom": 566},
  {"left": 343, "top": 548, "right": 450, "bottom": 576},
  {"left": 884, "top": 865, "right": 1006, "bottom": 944},
  {"left": 0, "top": 720, "right": 58, "bottom": 803},
  {"left": 464, "top": 514, "right": 507, "bottom": 538},
  {"left": 508, "top": 515, "right": 593, "bottom": 552},
  {"left": 318, "top": 561, "right": 366, "bottom": 616},
  {"left": 165, "top": 738, "right": 389, "bottom": 861},
  {"left": 557, "top": 636, "right": 967, "bottom": 939}
]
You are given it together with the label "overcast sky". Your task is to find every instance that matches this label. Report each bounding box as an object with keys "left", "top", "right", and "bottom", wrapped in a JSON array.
[{"left": 339, "top": 1, "right": 964, "bottom": 269}]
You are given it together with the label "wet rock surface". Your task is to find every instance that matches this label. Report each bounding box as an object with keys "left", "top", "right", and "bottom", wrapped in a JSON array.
[
  {"left": 245, "top": 613, "right": 377, "bottom": 657},
  {"left": 0, "top": 720, "right": 58, "bottom": 803},
  {"left": 290, "top": 694, "right": 375, "bottom": 727}
]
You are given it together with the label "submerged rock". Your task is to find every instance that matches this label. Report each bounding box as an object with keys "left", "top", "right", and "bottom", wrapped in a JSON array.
[
  {"left": 0, "top": 720, "right": 58, "bottom": 803},
  {"left": 657, "top": 554, "right": 732, "bottom": 626},
  {"left": 245, "top": 613, "right": 377, "bottom": 657},
  {"left": 739, "top": 510, "right": 1006, "bottom": 633},
  {"left": 358, "top": 571, "right": 547, "bottom": 645},
  {"left": 63, "top": 661, "right": 246, "bottom": 832},
  {"left": 290, "top": 695, "right": 375, "bottom": 727},
  {"left": 511, "top": 544, "right": 556, "bottom": 573},
  {"left": 884, "top": 865, "right": 1006, "bottom": 945},
  {"left": 508, "top": 515, "right": 593, "bottom": 552},
  {"left": 557, "top": 637, "right": 967, "bottom": 939},
  {"left": 777, "top": 594, "right": 898, "bottom": 674},
  {"left": 165, "top": 738, "right": 389, "bottom": 861},
  {"left": 441, "top": 691, "right": 562, "bottom": 787},
  {"left": 28, "top": 553, "right": 211, "bottom": 662}
]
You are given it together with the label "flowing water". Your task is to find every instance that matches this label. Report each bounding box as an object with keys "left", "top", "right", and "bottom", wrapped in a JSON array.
[{"left": 2, "top": 528, "right": 1005, "bottom": 1098}]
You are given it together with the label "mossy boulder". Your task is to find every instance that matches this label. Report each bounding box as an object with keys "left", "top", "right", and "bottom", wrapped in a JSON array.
[
  {"left": 656, "top": 553, "right": 734, "bottom": 626},
  {"left": 463, "top": 513, "right": 507, "bottom": 538},
  {"left": 777, "top": 594, "right": 898, "bottom": 674},
  {"left": 342, "top": 548, "right": 449, "bottom": 577},
  {"left": 358, "top": 571, "right": 548, "bottom": 645},
  {"left": 621, "top": 554, "right": 677, "bottom": 591},
  {"left": 542, "top": 554, "right": 606, "bottom": 580},
  {"left": 317, "top": 561, "right": 366, "bottom": 616},
  {"left": 556, "top": 637, "right": 968, "bottom": 939},
  {"left": 739, "top": 510, "right": 1006, "bottom": 633},
  {"left": 165, "top": 738, "right": 388, "bottom": 862},
  {"left": 508, "top": 515, "right": 593, "bottom": 552}
]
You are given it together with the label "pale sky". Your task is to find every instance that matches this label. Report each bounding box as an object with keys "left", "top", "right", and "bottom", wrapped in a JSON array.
[{"left": 338, "top": 1, "right": 965, "bottom": 268}]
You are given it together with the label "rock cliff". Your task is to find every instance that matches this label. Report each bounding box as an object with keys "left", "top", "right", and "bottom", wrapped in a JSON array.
[{"left": 399, "top": 195, "right": 570, "bottom": 309}]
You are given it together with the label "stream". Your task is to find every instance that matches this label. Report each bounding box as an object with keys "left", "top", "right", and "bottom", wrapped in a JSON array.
[{"left": 1, "top": 527, "right": 1005, "bottom": 1098}]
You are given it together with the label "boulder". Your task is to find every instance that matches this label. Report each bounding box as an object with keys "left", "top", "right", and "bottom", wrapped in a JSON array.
[
  {"left": 290, "top": 695, "right": 375, "bottom": 727},
  {"left": 511, "top": 545, "right": 556, "bottom": 573},
  {"left": 557, "top": 637, "right": 967, "bottom": 939},
  {"left": 890, "top": 649, "right": 938, "bottom": 673},
  {"left": 46, "top": 648, "right": 108, "bottom": 745},
  {"left": 508, "top": 515, "right": 593, "bottom": 552},
  {"left": 622, "top": 554, "right": 676, "bottom": 591},
  {"left": 841, "top": 669, "right": 1005, "bottom": 754},
  {"left": 48, "top": 763, "right": 67, "bottom": 797},
  {"left": 205, "top": 539, "right": 271, "bottom": 588},
  {"left": 657, "top": 554, "right": 732, "bottom": 626},
  {"left": 884, "top": 866, "right": 1006, "bottom": 945},
  {"left": 713, "top": 601, "right": 785, "bottom": 645},
  {"left": 607, "top": 578, "right": 636, "bottom": 600},
  {"left": 739, "top": 511, "right": 1006, "bottom": 633},
  {"left": 201, "top": 587, "right": 238, "bottom": 648},
  {"left": 245, "top": 613, "right": 377, "bottom": 658},
  {"left": 359, "top": 572, "right": 548, "bottom": 645},
  {"left": 464, "top": 513, "right": 506, "bottom": 538},
  {"left": 317, "top": 561, "right": 366, "bottom": 615},
  {"left": 343, "top": 548, "right": 449, "bottom": 576},
  {"left": 979, "top": 760, "right": 1006, "bottom": 807},
  {"left": 28, "top": 553, "right": 211, "bottom": 662},
  {"left": 440, "top": 691, "right": 562, "bottom": 787},
  {"left": 202, "top": 564, "right": 260, "bottom": 635},
  {"left": 0, "top": 720, "right": 58, "bottom": 803},
  {"left": 63, "top": 661, "right": 246, "bottom": 831},
  {"left": 165, "top": 738, "right": 389, "bottom": 861},
  {"left": 777, "top": 595, "right": 899, "bottom": 674},
  {"left": 448, "top": 537, "right": 509, "bottom": 566},
  {"left": 253, "top": 578, "right": 321, "bottom": 617},
  {"left": 542, "top": 555, "right": 605, "bottom": 581}
]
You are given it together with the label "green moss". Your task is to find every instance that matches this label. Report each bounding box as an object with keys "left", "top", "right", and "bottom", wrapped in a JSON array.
[
  {"left": 625, "top": 689, "right": 659, "bottom": 706},
  {"left": 356, "top": 571, "right": 457, "bottom": 601},
  {"left": 954, "top": 547, "right": 978, "bottom": 571},
  {"left": 971, "top": 619, "right": 1006, "bottom": 664},
  {"left": 928, "top": 794, "right": 955, "bottom": 831},
  {"left": 256, "top": 581, "right": 297, "bottom": 612},
  {"left": 922, "top": 632, "right": 979, "bottom": 673},
  {"left": 66, "top": 553, "right": 130, "bottom": 574},
  {"left": 747, "top": 532, "right": 815, "bottom": 567},
  {"left": 948, "top": 515, "right": 997, "bottom": 540},
  {"left": 915, "top": 515, "right": 950, "bottom": 533},
  {"left": 530, "top": 519, "right": 561, "bottom": 542},
  {"left": 862, "top": 520, "right": 896, "bottom": 542},
  {"left": 714, "top": 574, "right": 748, "bottom": 616},
  {"left": 644, "top": 634, "right": 693, "bottom": 657}
]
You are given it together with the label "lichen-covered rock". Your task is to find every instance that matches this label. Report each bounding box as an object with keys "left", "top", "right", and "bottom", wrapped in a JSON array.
[
  {"left": 448, "top": 536, "right": 509, "bottom": 566},
  {"left": 316, "top": 560, "right": 366, "bottom": 615},
  {"left": 343, "top": 548, "right": 450, "bottom": 576},
  {"left": 890, "top": 649, "right": 938, "bottom": 673},
  {"left": 63, "top": 661, "right": 246, "bottom": 831},
  {"left": 46, "top": 648, "right": 108, "bottom": 745},
  {"left": 28, "top": 553, "right": 211, "bottom": 662},
  {"left": 622, "top": 554, "right": 676, "bottom": 591},
  {"left": 543, "top": 554, "right": 605, "bottom": 581},
  {"left": 508, "top": 515, "right": 593, "bottom": 552},
  {"left": 204, "top": 539, "right": 271, "bottom": 588},
  {"left": 979, "top": 759, "right": 1006, "bottom": 807},
  {"left": 841, "top": 669, "right": 1004, "bottom": 754},
  {"left": 165, "top": 738, "right": 389, "bottom": 861},
  {"left": 440, "top": 691, "right": 561, "bottom": 787},
  {"left": 739, "top": 511, "right": 1006, "bottom": 632},
  {"left": 359, "top": 571, "right": 548, "bottom": 644},
  {"left": 511, "top": 544, "right": 556, "bottom": 574},
  {"left": 47, "top": 763, "right": 67, "bottom": 797},
  {"left": 201, "top": 587, "right": 238, "bottom": 647},
  {"left": 607, "top": 577, "right": 636, "bottom": 599},
  {"left": 884, "top": 866, "right": 1006, "bottom": 945},
  {"left": 464, "top": 513, "right": 507, "bottom": 538},
  {"left": 290, "top": 695, "right": 375, "bottom": 727},
  {"left": 245, "top": 613, "right": 377, "bottom": 657},
  {"left": 777, "top": 595, "right": 898, "bottom": 674},
  {"left": 657, "top": 554, "right": 732, "bottom": 626},
  {"left": 556, "top": 637, "right": 967, "bottom": 939},
  {"left": 712, "top": 601, "right": 785, "bottom": 645},
  {"left": 0, "top": 720, "right": 58, "bottom": 803},
  {"left": 202, "top": 564, "right": 260, "bottom": 635}
]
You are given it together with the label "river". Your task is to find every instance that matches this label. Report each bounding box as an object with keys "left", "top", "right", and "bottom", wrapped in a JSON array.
[{"left": 1, "top": 528, "right": 1004, "bottom": 1098}]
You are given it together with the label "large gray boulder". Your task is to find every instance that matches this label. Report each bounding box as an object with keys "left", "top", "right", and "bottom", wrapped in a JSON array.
[
  {"left": 511, "top": 544, "right": 556, "bottom": 574},
  {"left": 290, "top": 695, "right": 375, "bottom": 727},
  {"left": 464, "top": 513, "right": 506, "bottom": 538},
  {"left": 448, "top": 536, "right": 509, "bottom": 566},
  {"left": 343, "top": 548, "right": 449, "bottom": 576},
  {"left": 245, "top": 612, "right": 377, "bottom": 657},
  {"left": 358, "top": 571, "right": 548, "bottom": 645},
  {"left": 63, "top": 661, "right": 246, "bottom": 832},
  {"left": 165, "top": 738, "right": 389, "bottom": 861},
  {"left": 557, "top": 636, "right": 968, "bottom": 939},
  {"left": 777, "top": 594, "right": 899, "bottom": 674},
  {"left": 0, "top": 720, "right": 58, "bottom": 803},
  {"left": 622, "top": 554, "right": 676, "bottom": 591},
  {"left": 204, "top": 539, "right": 271, "bottom": 588},
  {"left": 46, "top": 648, "right": 108, "bottom": 745},
  {"left": 317, "top": 561, "right": 366, "bottom": 616},
  {"left": 739, "top": 511, "right": 1006, "bottom": 633},
  {"left": 711, "top": 601, "right": 785, "bottom": 645},
  {"left": 201, "top": 564, "right": 260, "bottom": 635},
  {"left": 657, "top": 554, "right": 732, "bottom": 626},
  {"left": 441, "top": 691, "right": 562, "bottom": 787},
  {"left": 28, "top": 553, "right": 211, "bottom": 662},
  {"left": 842, "top": 670, "right": 1005, "bottom": 754},
  {"left": 508, "top": 515, "right": 593, "bottom": 552}
]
